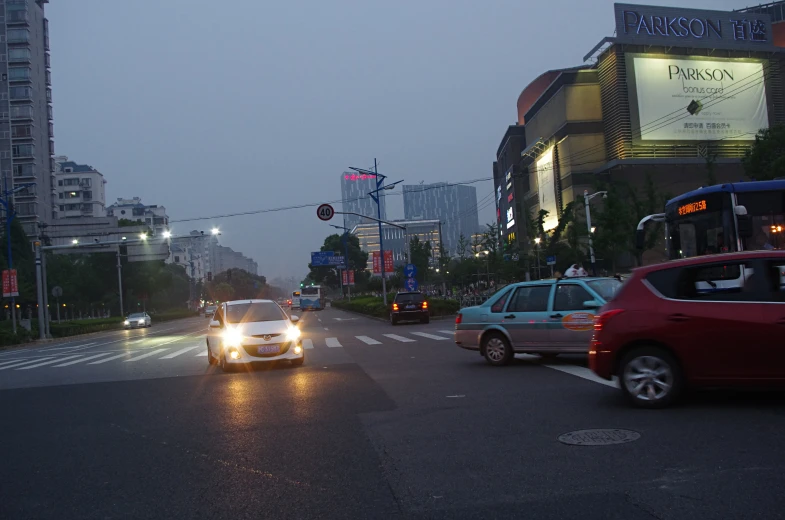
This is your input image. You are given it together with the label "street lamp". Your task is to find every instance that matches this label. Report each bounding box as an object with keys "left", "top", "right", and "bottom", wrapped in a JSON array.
[
  {"left": 534, "top": 237, "right": 542, "bottom": 280},
  {"left": 139, "top": 233, "right": 147, "bottom": 241},
  {"left": 211, "top": 227, "right": 220, "bottom": 235},
  {"left": 71, "top": 239, "right": 78, "bottom": 245},
  {"left": 584, "top": 190, "right": 608, "bottom": 276},
  {"left": 590, "top": 226, "right": 596, "bottom": 234},
  {"left": 162, "top": 230, "right": 172, "bottom": 239}
]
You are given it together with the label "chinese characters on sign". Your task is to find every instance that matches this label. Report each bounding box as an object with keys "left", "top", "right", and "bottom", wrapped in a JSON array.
[
  {"left": 678, "top": 200, "right": 708, "bottom": 216},
  {"left": 372, "top": 251, "right": 394, "bottom": 275},
  {"left": 344, "top": 174, "right": 376, "bottom": 181},
  {"left": 342, "top": 270, "right": 356, "bottom": 286},
  {"left": 2, "top": 269, "right": 18, "bottom": 297}
]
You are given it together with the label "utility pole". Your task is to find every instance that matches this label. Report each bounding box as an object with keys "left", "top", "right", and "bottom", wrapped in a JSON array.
[
  {"left": 33, "top": 240, "right": 45, "bottom": 340},
  {"left": 117, "top": 247, "right": 124, "bottom": 317}
]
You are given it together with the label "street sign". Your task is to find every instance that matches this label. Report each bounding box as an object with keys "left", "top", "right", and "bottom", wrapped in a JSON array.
[
  {"left": 328, "top": 256, "right": 345, "bottom": 266},
  {"left": 310, "top": 251, "right": 334, "bottom": 266},
  {"left": 403, "top": 264, "right": 417, "bottom": 278},
  {"left": 546, "top": 255, "right": 556, "bottom": 266},
  {"left": 2, "top": 269, "right": 18, "bottom": 297},
  {"left": 52, "top": 286, "right": 63, "bottom": 298},
  {"left": 405, "top": 277, "right": 418, "bottom": 291},
  {"left": 316, "top": 204, "right": 335, "bottom": 221}
]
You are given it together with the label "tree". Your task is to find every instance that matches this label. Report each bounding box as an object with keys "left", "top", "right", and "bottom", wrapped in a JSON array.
[
  {"left": 624, "top": 173, "right": 669, "bottom": 265},
  {"left": 456, "top": 234, "right": 469, "bottom": 260},
  {"left": 409, "top": 236, "right": 432, "bottom": 283},
  {"left": 742, "top": 124, "right": 785, "bottom": 181},
  {"left": 306, "top": 233, "right": 368, "bottom": 289},
  {"left": 592, "top": 183, "right": 633, "bottom": 273},
  {"left": 210, "top": 282, "right": 234, "bottom": 302}
]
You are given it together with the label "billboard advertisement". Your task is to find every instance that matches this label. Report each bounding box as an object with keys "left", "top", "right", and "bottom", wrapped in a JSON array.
[
  {"left": 631, "top": 56, "right": 769, "bottom": 141},
  {"left": 372, "top": 251, "right": 393, "bottom": 275},
  {"left": 536, "top": 148, "right": 558, "bottom": 231}
]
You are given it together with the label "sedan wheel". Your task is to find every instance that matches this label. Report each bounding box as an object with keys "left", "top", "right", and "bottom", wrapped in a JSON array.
[
  {"left": 620, "top": 348, "right": 682, "bottom": 408},
  {"left": 206, "top": 342, "right": 217, "bottom": 366},
  {"left": 482, "top": 333, "right": 513, "bottom": 366},
  {"left": 219, "top": 353, "right": 231, "bottom": 373}
]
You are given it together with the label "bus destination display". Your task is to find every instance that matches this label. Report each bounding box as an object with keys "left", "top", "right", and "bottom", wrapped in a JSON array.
[{"left": 678, "top": 199, "right": 707, "bottom": 216}]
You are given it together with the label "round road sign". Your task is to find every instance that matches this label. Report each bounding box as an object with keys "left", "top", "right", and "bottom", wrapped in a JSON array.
[
  {"left": 317, "top": 204, "right": 335, "bottom": 221},
  {"left": 52, "top": 286, "right": 63, "bottom": 298}
]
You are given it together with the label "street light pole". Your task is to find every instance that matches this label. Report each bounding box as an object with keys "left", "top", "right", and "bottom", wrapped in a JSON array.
[
  {"left": 534, "top": 237, "right": 541, "bottom": 280},
  {"left": 584, "top": 190, "right": 607, "bottom": 277},
  {"left": 330, "top": 224, "right": 352, "bottom": 301}
]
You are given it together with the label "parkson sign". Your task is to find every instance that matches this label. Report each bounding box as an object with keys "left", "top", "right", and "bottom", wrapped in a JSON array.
[{"left": 614, "top": 3, "right": 774, "bottom": 51}]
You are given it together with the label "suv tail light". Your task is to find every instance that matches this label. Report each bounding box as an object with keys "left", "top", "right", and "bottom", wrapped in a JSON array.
[
  {"left": 422, "top": 301, "right": 428, "bottom": 309},
  {"left": 593, "top": 309, "right": 624, "bottom": 332},
  {"left": 455, "top": 313, "right": 462, "bottom": 324},
  {"left": 392, "top": 303, "right": 399, "bottom": 311}
]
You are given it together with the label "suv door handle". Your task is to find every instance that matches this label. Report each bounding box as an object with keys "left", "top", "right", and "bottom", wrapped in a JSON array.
[
  {"left": 667, "top": 314, "right": 690, "bottom": 322},
  {"left": 504, "top": 314, "right": 515, "bottom": 319},
  {"left": 550, "top": 314, "right": 563, "bottom": 319}
]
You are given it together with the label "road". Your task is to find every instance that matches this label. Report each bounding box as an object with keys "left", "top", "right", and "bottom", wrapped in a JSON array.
[{"left": 2, "top": 308, "right": 785, "bottom": 519}]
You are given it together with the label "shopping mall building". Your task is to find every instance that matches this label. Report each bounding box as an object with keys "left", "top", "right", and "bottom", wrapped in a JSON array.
[{"left": 495, "top": 2, "right": 785, "bottom": 265}]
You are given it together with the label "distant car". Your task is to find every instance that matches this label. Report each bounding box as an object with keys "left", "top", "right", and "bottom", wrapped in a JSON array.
[
  {"left": 455, "top": 277, "right": 622, "bottom": 366},
  {"left": 204, "top": 305, "right": 217, "bottom": 319},
  {"left": 206, "top": 299, "right": 304, "bottom": 372},
  {"left": 124, "top": 312, "right": 151, "bottom": 329},
  {"left": 390, "top": 292, "right": 429, "bottom": 325},
  {"left": 590, "top": 251, "right": 785, "bottom": 408}
]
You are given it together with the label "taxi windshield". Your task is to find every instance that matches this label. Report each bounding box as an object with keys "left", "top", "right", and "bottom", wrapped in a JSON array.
[
  {"left": 586, "top": 279, "right": 623, "bottom": 301},
  {"left": 225, "top": 302, "right": 287, "bottom": 324},
  {"left": 127, "top": 313, "right": 145, "bottom": 319}
]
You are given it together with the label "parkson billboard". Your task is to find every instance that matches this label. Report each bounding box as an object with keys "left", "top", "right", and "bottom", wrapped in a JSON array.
[{"left": 630, "top": 55, "right": 769, "bottom": 141}]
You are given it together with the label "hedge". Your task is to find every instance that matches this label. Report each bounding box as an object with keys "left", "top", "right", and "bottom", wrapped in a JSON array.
[{"left": 331, "top": 296, "right": 459, "bottom": 319}]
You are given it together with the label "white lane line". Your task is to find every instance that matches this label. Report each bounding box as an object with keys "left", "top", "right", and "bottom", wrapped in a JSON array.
[
  {"left": 325, "top": 338, "right": 342, "bottom": 348},
  {"left": 410, "top": 332, "right": 449, "bottom": 341},
  {"left": 124, "top": 349, "right": 169, "bottom": 362},
  {"left": 302, "top": 339, "right": 314, "bottom": 349},
  {"left": 438, "top": 330, "right": 455, "bottom": 335},
  {"left": 0, "top": 358, "right": 28, "bottom": 367},
  {"left": 41, "top": 342, "right": 97, "bottom": 352},
  {"left": 0, "top": 357, "right": 54, "bottom": 370},
  {"left": 196, "top": 351, "right": 208, "bottom": 357},
  {"left": 159, "top": 346, "right": 201, "bottom": 359},
  {"left": 149, "top": 329, "right": 205, "bottom": 348},
  {"left": 16, "top": 355, "right": 86, "bottom": 370},
  {"left": 53, "top": 352, "right": 117, "bottom": 367},
  {"left": 89, "top": 353, "right": 130, "bottom": 365},
  {"left": 356, "top": 335, "right": 381, "bottom": 345},
  {"left": 542, "top": 364, "right": 619, "bottom": 388},
  {"left": 383, "top": 334, "right": 416, "bottom": 343}
]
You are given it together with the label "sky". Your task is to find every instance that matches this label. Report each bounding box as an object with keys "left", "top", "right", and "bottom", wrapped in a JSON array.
[{"left": 47, "top": 0, "right": 748, "bottom": 280}]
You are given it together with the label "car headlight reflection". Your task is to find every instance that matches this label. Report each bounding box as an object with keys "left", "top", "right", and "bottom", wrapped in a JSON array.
[
  {"left": 223, "top": 327, "right": 244, "bottom": 347},
  {"left": 138, "top": 319, "right": 145, "bottom": 324},
  {"left": 124, "top": 320, "right": 130, "bottom": 325},
  {"left": 286, "top": 326, "right": 301, "bottom": 342}
]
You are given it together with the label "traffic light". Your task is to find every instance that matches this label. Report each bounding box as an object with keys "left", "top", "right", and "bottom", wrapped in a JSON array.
[
  {"left": 300, "top": 283, "right": 304, "bottom": 287},
  {"left": 207, "top": 271, "right": 212, "bottom": 282}
]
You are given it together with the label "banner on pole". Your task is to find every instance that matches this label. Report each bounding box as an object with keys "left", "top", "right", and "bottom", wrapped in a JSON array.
[{"left": 2, "top": 269, "right": 18, "bottom": 297}]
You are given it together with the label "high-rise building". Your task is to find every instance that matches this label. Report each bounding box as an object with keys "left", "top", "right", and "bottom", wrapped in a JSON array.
[
  {"left": 0, "top": 0, "right": 55, "bottom": 236},
  {"left": 351, "top": 219, "right": 441, "bottom": 272},
  {"left": 340, "top": 171, "right": 386, "bottom": 230},
  {"left": 53, "top": 157, "right": 107, "bottom": 218},
  {"left": 402, "top": 183, "right": 480, "bottom": 256},
  {"left": 106, "top": 197, "right": 169, "bottom": 236}
]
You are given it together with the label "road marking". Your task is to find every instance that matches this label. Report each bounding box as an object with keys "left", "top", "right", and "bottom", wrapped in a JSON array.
[
  {"left": 88, "top": 353, "right": 130, "bottom": 364},
  {"left": 0, "top": 357, "right": 54, "bottom": 370},
  {"left": 410, "top": 332, "right": 449, "bottom": 341},
  {"left": 41, "top": 342, "right": 96, "bottom": 351},
  {"left": 159, "top": 346, "right": 201, "bottom": 359},
  {"left": 542, "top": 364, "right": 619, "bottom": 388},
  {"left": 0, "top": 358, "right": 28, "bottom": 367},
  {"left": 356, "top": 335, "right": 381, "bottom": 345},
  {"left": 196, "top": 351, "right": 208, "bottom": 357},
  {"left": 302, "top": 339, "right": 314, "bottom": 349},
  {"left": 383, "top": 334, "right": 415, "bottom": 343},
  {"left": 324, "top": 327, "right": 329, "bottom": 331},
  {"left": 438, "top": 330, "right": 455, "bottom": 335},
  {"left": 16, "top": 355, "right": 85, "bottom": 370},
  {"left": 124, "top": 349, "right": 169, "bottom": 362},
  {"left": 53, "top": 352, "right": 117, "bottom": 366},
  {"left": 325, "top": 337, "right": 342, "bottom": 348}
]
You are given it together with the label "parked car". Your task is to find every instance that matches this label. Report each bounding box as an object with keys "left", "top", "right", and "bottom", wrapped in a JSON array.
[
  {"left": 391, "top": 292, "right": 429, "bottom": 325},
  {"left": 124, "top": 312, "right": 152, "bottom": 329},
  {"left": 206, "top": 299, "right": 304, "bottom": 371},
  {"left": 590, "top": 251, "right": 785, "bottom": 408},
  {"left": 455, "top": 277, "right": 623, "bottom": 365}
]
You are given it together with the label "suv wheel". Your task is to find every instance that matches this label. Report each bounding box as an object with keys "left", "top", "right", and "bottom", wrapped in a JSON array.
[
  {"left": 482, "top": 332, "right": 513, "bottom": 366},
  {"left": 619, "top": 347, "right": 683, "bottom": 408}
]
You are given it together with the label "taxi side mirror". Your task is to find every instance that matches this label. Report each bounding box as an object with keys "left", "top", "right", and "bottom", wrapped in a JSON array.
[
  {"left": 583, "top": 300, "right": 602, "bottom": 309},
  {"left": 209, "top": 320, "right": 221, "bottom": 329}
]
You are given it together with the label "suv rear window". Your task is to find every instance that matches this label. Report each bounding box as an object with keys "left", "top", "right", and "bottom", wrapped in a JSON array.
[{"left": 395, "top": 293, "right": 423, "bottom": 303}]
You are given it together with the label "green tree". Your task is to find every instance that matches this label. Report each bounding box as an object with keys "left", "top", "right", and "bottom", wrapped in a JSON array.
[
  {"left": 624, "top": 173, "right": 669, "bottom": 265},
  {"left": 409, "top": 236, "right": 432, "bottom": 283},
  {"left": 592, "top": 184, "right": 633, "bottom": 273},
  {"left": 210, "top": 282, "right": 235, "bottom": 302},
  {"left": 0, "top": 218, "right": 35, "bottom": 304},
  {"left": 742, "top": 124, "right": 785, "bottom": 181},
  {"left": 456, "top": 234, "right": 469, "bottom": 260},
  {"left": 307, "top": 233, "right": 368, "bottom": 289}
]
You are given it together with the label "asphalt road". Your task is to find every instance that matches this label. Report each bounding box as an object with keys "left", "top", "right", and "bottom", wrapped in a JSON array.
[{"left": 2, "top": 308, "right": 785, "bottom": 519}]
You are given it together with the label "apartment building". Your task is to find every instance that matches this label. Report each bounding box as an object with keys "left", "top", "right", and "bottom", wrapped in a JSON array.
[
  {"left": 53, "top": 157, "right": 107, "bottom": 218},
  {"left": 106, "top": 197, "right": 169, "bottom": 237}
]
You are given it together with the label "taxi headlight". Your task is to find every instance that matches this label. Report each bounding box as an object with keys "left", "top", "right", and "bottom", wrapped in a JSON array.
[
  {"left": 123, "top": 320, "right": 130, "bottom": 325},
  {"left": 223, "top": 327, "right": 244, "bottom": 347},
  {"left": 286, "top": 326, "right": 301, "bottom": 342}
]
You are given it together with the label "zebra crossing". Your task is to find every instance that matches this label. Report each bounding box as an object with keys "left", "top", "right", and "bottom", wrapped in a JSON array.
[{"left": 0, "top": 330, "right": 457, "bottom": 372}]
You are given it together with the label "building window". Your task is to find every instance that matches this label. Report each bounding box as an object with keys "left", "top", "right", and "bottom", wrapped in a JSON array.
[
  {"left": 12, "top": 144, "right": 33, "bottom": 158},
  {"left": 48, "top": 122, "right": 53, "bottom": 137},
  {"left": 49, "top": 140, "right": 54, "bottom": 155},
  {"left": 47, "top": 105, "right": 52, "bottom": 120},
  {"left": 58, "top": 192, "right": 63, "bottom": 199},
  {"left": 63, "top": 178, "right": 79, "bottom": 186},
  {"left": 45, "top": 53, "right": 50, "bottom": 68},
  {"left": 8, "top": 48, "right": 30, "bottom": 63},
  {"left": 8, "top": 67, "right": 30, "bottom": 81},
  {"left": 11, "top": 105, "right": 33, "bottom": 119},
  {"left": 13, "top": 163, "right": 34, "bottom": 177},
  {"left": 132, "top": 208, "right": 144, "bottom": 216},
  {"left": 9, "top": 86, "right": 31, "bottom": 100},
  {"left": 11, "top": 125, "right": 32, "bottom": 138},
  {"left": 174, "top": 256, "right": 180, "bottom": 263},
  {"left": 7, "top": 29, "right": 29, "bottom": 43},
  {"left": 81, "top": 178, "right": 91, "bottom": 187},
  {"left": 65, "top": 191, "right": 79, "bottom": 199},
  {"left": 46, "top": 88, "right": 51, "bottom": 102},
  {"left": 45, "top": 70, "right": 51, "bottom": 85},
  {"left": 83, "top": 191, "right": 92, "bottom": 201},
  {"left": 59, "top": 205, "right": 64, "bottom": 212}
]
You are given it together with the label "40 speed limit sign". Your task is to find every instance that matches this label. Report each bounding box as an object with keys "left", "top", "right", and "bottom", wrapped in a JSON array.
[{"left": 316, "top": 204, "right": 335, "bottom": 221}]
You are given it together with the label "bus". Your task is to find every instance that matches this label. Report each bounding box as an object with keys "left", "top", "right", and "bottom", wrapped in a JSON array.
[
  {"left": 638, "top": 180, "right": 785, "bottom": 259},
  {"left": 299, "top": 285, "right": 325, "bottom": 311},
  {"left": 291, "top": 291, "right": 301, "bottom": 310}
]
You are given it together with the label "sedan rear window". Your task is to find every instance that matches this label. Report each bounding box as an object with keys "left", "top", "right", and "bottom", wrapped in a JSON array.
[
  {"left": 395, "top": 293, "right": 423, "bottom": 303},
  {"left": 586, "top": 279, "right": 623, "bottom": 301},
  {"left": 225, "top": 302, "right": 286, "bottom": 324}
]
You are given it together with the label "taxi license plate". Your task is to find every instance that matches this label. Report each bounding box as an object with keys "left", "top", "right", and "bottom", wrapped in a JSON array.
[{"left": 257, "top": 345, "right": 279, "bottom": 354}]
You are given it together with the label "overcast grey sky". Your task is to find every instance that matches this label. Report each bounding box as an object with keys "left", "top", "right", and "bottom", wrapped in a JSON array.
[{"left": 48, "top": 0, "right": 745, "bottom": 280}]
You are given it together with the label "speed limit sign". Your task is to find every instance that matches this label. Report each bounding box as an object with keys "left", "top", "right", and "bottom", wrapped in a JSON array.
[{"left": 316, "top": 203, "right": 335, "bottom": 221}]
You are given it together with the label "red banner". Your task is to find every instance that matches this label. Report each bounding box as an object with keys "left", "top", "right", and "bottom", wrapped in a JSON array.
[
  {"left": 372, "top": 251, "right": 381, "bottom": 274},
  {"left": 348, "top": 270, "right": 355, "bottom": 285},
  {"left": 341, "top": 270, "right": 356, "bottom": 286},
  {"left": 2, "top": 269, "right": 18, "bottom": 297},
  {"left": 372, "top": 251, "right": 394, "bottom": 275}
]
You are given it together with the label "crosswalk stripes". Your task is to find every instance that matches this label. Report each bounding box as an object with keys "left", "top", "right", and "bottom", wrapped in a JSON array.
[
  {"left": 0, "top": 357, "right": 54, "bottom": 370},
  {"left": 0, "top": 358, "right": 30, "bottom": 367},
  {"left": 355, "top": 336, "right": 381, "bottom": 345},
  {"left": 196, "top": 351, "right": 208, "bottom": 357},
  {"left": 159, "top": 346, "right": 201, "bottom": 359},
  {"left": 53, "top": 352, "right": 116, "bottom": 367},
  {"left": 325, "top": 338, "right": 342, "bottom": 348},
  {"left": 302, "top": 339, "right": 314, "bottom": 349},
  {"left": 410, "top": 332, "right": 449, "bottom": 341},
  {"left": 16, "top": 355, "right": 86, "bottom": 370},
  {"left": 88, "top": 353, "right": 130, "bottom": 365},
  {"left": 124, "top": 349, "right": 168, "bottom": 362},
  {"left": 383, "top": 334, "right": 415, "bottom": 343},
  {"left": 438, "top": 330, "right": 455, "bottom": 335}
]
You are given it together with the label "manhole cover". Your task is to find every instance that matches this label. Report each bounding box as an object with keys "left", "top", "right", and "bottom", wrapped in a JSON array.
[{"left": 558, "top": 429, "right": 640, "bottom": 446}]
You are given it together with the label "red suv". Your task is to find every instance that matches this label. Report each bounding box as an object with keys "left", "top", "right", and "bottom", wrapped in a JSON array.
[{"left": 590, "top": 251, "right": 785, "bottom": 408}]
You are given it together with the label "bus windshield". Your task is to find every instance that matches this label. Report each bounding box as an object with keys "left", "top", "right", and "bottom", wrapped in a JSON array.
[
  {"left": 301, "top": 287, "right": 320, "bottom": 295},
  {"left": 738, "top": 191, "right": 785, "bottom": 252}
]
